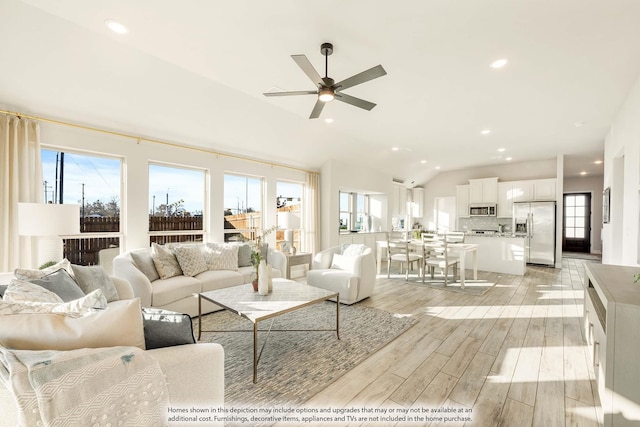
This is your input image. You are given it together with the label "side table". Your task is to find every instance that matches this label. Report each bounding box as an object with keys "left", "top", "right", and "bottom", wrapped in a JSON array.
[{"left": 285, "top": 252, "right": 312, "bottom": 279}]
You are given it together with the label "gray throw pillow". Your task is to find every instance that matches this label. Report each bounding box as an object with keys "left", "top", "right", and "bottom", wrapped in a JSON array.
[
  {"left": 142, "top": 307, "right": 196, "bottom": 349},
  {"left": 131, "top": 250, "right": 161, "bottom": 282},
  {"left": 28, "top": 269, "right": 85, "bottom": 302},
  {"left": 71, "top": 264, "right": 120, "bottom": 303},
  {"left": 237, "top": 243, "right": 253, "bottom": 267},
  {"left": 0, "top": 285, "right": 7, "bottom": 298}
]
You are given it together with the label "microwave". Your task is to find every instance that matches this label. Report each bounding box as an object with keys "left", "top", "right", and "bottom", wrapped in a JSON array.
[{"left": 469, "top": 204, "right": 497, "bottom": 217}]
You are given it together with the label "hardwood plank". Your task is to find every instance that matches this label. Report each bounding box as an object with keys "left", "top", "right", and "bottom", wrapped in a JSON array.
[
  {"left": 565, "top": 396, "right": 599, "bottom": 427},
  {"left": 439, "top": 336, "right": 482, "bottom": 378},
  {"left": 390, "top": 352, "right": 449, "bottom": 407},
  {"left": 498, "top": 398, "right": 533, "bottom": 427},
  {"left": 533, "top": 379, "right": 565, "bottom": 427},
  {"left": 412, "top": 371, "right": 458, "bottom": 408},
  {"left": 448, "top": 351, "right": 495, "bottom": 407}
]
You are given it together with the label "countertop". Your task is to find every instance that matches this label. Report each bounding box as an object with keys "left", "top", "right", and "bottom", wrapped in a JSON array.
[{"left": 465, "top": 233, "right": 525, "bottom": 239}]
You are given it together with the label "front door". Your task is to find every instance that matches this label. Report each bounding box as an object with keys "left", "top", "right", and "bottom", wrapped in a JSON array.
[{"left": 562, "top": 193, "right": 591, "bottom": 253}]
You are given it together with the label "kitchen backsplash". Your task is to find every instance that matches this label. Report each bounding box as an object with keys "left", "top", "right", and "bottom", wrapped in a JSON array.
[{"left": 459, "top": 217, "right": 512, "bottom": 232}]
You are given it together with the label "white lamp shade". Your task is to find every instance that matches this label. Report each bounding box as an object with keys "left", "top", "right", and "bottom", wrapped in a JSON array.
[
  {"left": 18, "top": 203, "right": 81, "bottom": 236},
  {"left": 278, "top": 212, "right": 301, "bottom": 230}
]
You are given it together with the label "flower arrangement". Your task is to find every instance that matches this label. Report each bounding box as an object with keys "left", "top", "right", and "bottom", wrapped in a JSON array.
[
  {"left": 250, "top": 225, "right": 278, "bottom": 283},
  {"left": 634, "top": 273, "right": 640, "bottom": 284}
]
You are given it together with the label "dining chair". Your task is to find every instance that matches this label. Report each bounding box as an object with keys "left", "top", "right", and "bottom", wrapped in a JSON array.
[
  {"left": 423, "top": 237, "right": 459, "bottom": 285},
  {"left": 444, "top": 231, "right": 466, "bottom": 243},
  {"left": 387, "top": 239, "right": 423, "bottom": 281}
]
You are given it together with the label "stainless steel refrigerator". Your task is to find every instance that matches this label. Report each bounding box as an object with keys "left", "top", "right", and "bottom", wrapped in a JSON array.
[{"left": 513, "top": 201, "right": 556, "bottom": 266}]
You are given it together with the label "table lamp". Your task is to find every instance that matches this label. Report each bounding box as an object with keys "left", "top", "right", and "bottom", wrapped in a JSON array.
[
  {"left": 18, "top": 203, "right": 80, "bottom": 267},
  {"left": 278, "top": 212, "right": 301, "bottom": 254}
]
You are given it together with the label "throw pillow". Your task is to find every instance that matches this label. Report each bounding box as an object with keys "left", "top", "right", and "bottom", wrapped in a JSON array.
[
  {"left": 235, "top": 242, "right": 253, "bottom": 267},
  {"left": 0, "top": 298, "right": 145, "bottom": 350},
  {"left": 204, "top": 243, "right": 239, "bottom": 271},
  {"left": 173, "top": 245, "right": 208, "bottom": 277},
  {"left": 150, "top": 242, "right": 183, "bottom": 279},
  {"left": 331, "top": 254, "right": 358, "bottom": 273},
  {"left": 27, "top": 269, "right": 85, "bottom": 302},
  {"left": 142, "top": 307, "right": 196, "bottom": 349},
  {"left": 2, "top": 279, "right": 64, "bottom": 303},
  {"left": 131, "top": 249, "right": 161, "bottom": 282},
  {"left": 0, "top": 289, "right": 107, "bottom": 317},
  {"left": 342, "top": 244, "right": 366, "bottom": 257},
  {"left": 14, "top": 258, "right": 74, "bottom": 280},
  {"left": 0, "top": 285, "right": 6, "bottom": 298},
  {"left": 71, "top": 264, "right": 120, "bottom": 303}
]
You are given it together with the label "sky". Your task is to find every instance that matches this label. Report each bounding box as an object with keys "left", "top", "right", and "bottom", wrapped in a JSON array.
[{"left": 42, "top": 150, "right": 303, "bottom": 215}]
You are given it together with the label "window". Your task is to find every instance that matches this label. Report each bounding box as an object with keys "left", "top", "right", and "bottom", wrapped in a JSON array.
[
  {"left": 148, "top": 164, "right": 205, "bottom": 245},
  {"left": 277, "top": 181, "right": 303, "bottom": 251},
  {"left": 565, "top": 194, "right": 587, "bottom": 238},
  {"left": 339, "top": 191, "right": 369, "bottom": 232},
  {"left": 223, "top": 174, "right": 263, "bottom": 242},
  {"left": 41, "top": 149, "right": 121, "bottom": 265}
]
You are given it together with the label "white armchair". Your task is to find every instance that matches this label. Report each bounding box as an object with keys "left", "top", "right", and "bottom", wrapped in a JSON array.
[{"left": 305, "top": 245, "right": 376, "bottom": 304}]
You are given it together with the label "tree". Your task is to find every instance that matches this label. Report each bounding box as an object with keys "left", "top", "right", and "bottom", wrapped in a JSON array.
[
  {"left": 82, "top": 196, "right": 120, "bottom": 217},
  {"left": 153, "top": 199, "right": 186, "bottom": 217}
]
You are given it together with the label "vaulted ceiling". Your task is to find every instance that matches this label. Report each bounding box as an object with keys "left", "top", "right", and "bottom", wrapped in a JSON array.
[{"left": 3, "top": 0, "right": 640, "bottom": 184}]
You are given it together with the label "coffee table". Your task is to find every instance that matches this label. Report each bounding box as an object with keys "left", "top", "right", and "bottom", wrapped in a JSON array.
[{"left": 196, "top": 278, "right": 340, "bottom": 383}]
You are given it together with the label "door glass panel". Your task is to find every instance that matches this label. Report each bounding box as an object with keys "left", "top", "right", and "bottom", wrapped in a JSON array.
[
  {"left": 566, "top": 228, "right": 575, "bottom": 238},
  {"left": 575, "top": 206, "right": 585, "bottom": 216},
  {"left": 575, "top": 195, "right": 586, "bottom": 206},
  {"left": 566, "top": 206, "right": 575, "bottom": 217},
  {"left": 575, "top": 218, "right": 585, "bottom": 228},
  {"left": 566, "top": 217, "right": 575, "bottom": 227},
  {"left": 566, "top": 195, "right": 575, "bottom": 207},
  {"left": 575, "top": 229, "right": 585, "bottom": 238}
]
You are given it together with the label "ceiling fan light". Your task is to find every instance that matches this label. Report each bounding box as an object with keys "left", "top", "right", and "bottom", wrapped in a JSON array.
[{"left": 318, "top": 88, "right": 335, "bottom": 102}]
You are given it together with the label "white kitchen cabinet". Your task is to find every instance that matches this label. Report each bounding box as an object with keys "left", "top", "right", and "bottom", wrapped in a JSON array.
[
  {"left": 583, "top": 263, "right": 640, "bottom": 427},
  {"left": 511, "top": 180, "right": 533, "bottom": 202},
  {"left": 391, "top": 183, "right": 408, "bottom": 216},
  {"left": 456, "top": 185, "right": 470, "bottom": 218},
  {"left": 497, "top": 182, "right": 513, "bottom": 218},
  {"left": 410, "top": 187, "right": 424, "bottom": 218},
  {"left": 533, "top": 178, "right": 556, "bottom": 201},
  {"left": 468, "top": 177, "right": 498, "bottom": 204}
]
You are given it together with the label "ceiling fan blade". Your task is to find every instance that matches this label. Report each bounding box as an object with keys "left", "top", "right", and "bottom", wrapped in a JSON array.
[
  {"left": 335, "top": 92, "right": 376, "bottom": 111},
  {"left": 291, "top": 54, "right": 324, "bottom": 87},
  {"left": 335, "top": 64, "right": 387, "bottom": 91},
  {"left": 263, "top": 90, "right": 317, "bottom": 97},
  {"left": 309, "top": 99, "right": 325, "bottom": 119}
]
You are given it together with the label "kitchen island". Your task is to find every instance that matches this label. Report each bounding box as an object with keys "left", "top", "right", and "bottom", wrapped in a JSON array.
[{"left": 463, "top": 234, "right": 526, "bottom": 275}]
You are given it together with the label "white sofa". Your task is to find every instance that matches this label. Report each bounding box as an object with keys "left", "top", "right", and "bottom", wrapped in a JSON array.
[
  {"left": 113, "top": 243, "right": 286, "bottom": 317},
  {"left": 306, "top": 245, "right": 376, "bottom": 304},
  {"left": 0, "top": 272, "right": 225, "bottom": 426}
]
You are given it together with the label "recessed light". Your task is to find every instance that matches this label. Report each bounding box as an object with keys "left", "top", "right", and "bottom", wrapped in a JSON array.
[
  {"left": 574, "top": 121, "right": 585, "bottom": 127},
  {"left": 435, "top": 166, "right": 441, "bottom": 170},
  {"left": 481, "top": 129, "right": 491, "bottom": 135},
  {"left": 594, "top": 160, "right": 602, "bottom": 164},
  {"left": 490, "top": 58, "right": 508, "bottom": 69},
  {"left": 420, "top": 160, "right": 427, "bottom": 164},
  {"left": 505, "top": 157, "right": 513, "bottom": 161},
  {"left": 580, "top": 171, "right": 587, "bottom": 175},
  {"left": 324, "top": 118, "right": 334, "bottom": 123},
  {"left": 391, "top": 147, "right": 399, "bottom": 151},
  {"left": 497, "top": 148, "right": 506, "bottom": 152},
  {"left": 105, "top": 20, "right": 128, "bottom": 34}
]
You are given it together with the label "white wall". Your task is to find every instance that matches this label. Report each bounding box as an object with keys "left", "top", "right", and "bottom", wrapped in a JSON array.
[
  {"left": 320, "top": 159, "right": 393, "bottom": 249},
  {"left": 39, "top": 122, "right": 308, "bottom": 251},
  {"left": 564, "top": 175, "right": 604, "bottom": 254},
  {"left": 603, "top": 71, "right": 640, "bottom": 266}
]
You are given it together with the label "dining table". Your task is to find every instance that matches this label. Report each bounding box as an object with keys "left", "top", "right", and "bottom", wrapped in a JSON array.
[{"left": 376, "top": 239, "right": 479, "bottom": 288}]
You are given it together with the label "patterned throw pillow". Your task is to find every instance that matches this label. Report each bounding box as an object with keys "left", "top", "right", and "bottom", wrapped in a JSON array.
[
  {"left": 3, "top": 279, "right": 64, "bottom": 303},
  {"left": 173, "top": 245, "right": 208, "bottom": 277},
  {"left": 150, "top": 243, "right": 183, "bottom": 279},
  {"left": 71, "top": 265, "right": 120, "bottom": 303},
  {"left": 0, "top": 289, "right": 107, "bottom": 318},
  {"left": 14, "top": 258, "right": 74, "bottom": 280},
  {"left": 204, "top": 243, "right": 239, "bottom": 271}
]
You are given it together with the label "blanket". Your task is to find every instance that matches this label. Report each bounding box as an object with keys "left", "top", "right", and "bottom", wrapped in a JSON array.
[{"left": 0, "top": 346, "right": 169, "bottom": 427}]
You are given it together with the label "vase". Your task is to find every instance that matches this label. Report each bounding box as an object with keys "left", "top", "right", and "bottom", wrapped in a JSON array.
[
  {"left": 268, "top": 265, "right": 273, "bottom": 291},
  {"left": 252, "top": 279, "right": 259, "bottom": 292},
  {"left": 258, "top": 260, "right": 269, "bottom": 295}
]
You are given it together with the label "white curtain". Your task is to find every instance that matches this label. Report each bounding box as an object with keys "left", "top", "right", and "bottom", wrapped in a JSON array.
[
  {"left": 303, "top": 172, "right": 320, "bottom": 254},
  {"left": 0, "top": 114, "right": 43, "bottom": 270}
]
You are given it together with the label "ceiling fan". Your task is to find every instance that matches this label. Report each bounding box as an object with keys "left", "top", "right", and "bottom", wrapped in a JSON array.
[{"left": 263, "top": 42, "right": 387, "bottom": 119}]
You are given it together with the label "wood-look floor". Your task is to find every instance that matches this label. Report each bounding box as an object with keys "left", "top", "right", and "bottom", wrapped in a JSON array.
[{"left": 285, "top": 257, "right": 602, "bottom": 427}]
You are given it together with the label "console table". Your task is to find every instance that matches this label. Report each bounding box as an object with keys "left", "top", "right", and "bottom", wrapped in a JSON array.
[{"left": 583, "top": 263, "right": 640, "bottom": 426}]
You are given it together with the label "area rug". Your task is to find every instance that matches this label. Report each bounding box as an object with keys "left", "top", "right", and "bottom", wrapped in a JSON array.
[{"left": 193, "top": 302, "right": 416, "bottom": 409}]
